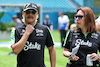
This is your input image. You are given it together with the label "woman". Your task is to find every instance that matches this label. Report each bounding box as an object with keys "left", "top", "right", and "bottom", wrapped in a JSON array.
[{"left": 63, "top": 7, "right": 100, "bottom": 67}]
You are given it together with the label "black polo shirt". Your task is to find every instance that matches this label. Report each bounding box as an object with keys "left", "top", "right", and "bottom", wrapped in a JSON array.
[
  {"left": 64, "top": 29, "right": 100, "bottom": 66},
  {"left": 12, "top": 22, "right": 54, "bottom": 67}
]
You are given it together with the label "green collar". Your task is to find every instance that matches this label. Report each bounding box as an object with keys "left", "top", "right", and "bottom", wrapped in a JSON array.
[
  {"left": 24, "top": 22, "right": 37, "bottom": 27},
  {"left": 84, "top": 32, "right": 95, "bottom": 38},
  {"left": 84, "top": 33, "right": 88, "bottom": 39}
]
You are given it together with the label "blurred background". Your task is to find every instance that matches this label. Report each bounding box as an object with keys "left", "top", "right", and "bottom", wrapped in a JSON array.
[{"left": 0, "top": 0, "right": 100, "bottom": 40}]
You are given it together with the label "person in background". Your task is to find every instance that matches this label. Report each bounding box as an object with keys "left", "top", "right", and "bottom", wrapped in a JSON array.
[
  {"left": 11, "top": 2, "right": 56, "bottom": 67},
  {"left": 58, "top": 12, "right": 69, "bottom": 48},
  {"left": 12, "top": 15, "right": 22, "bottom": 27},
  {"left": 11, "top": 15, "right": 23, "bottom": 29},
  {"left": 63, "top": 7, "right": 100, "bottom": 67},
  {"left": 43, "top": 14, "right": 53, "bottom": 32},
  {"left": 9, "top": 15, "right": 23, "bottom": 56},
  {"left": 95, "top": 15, "right": 100, "bottom": 32}
]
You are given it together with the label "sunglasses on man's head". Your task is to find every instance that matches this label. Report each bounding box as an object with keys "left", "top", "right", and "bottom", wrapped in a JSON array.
[
  {"left": 75, "top": 15, "right": 84, "bottom": 19},
  {"left": 25, "top": 10, "right": 37, "bottom": 14}
]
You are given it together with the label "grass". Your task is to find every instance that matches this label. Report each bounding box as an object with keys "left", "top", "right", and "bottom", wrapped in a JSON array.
[
  {"left": 0, "top": 47, "right": 69, "bottom": 67},
  {"left": 44, "top": 47, "right": 69, "bottom": 67},
  {"left": 0, "top": 40, "right": 11, "bottom": 42},
  {"left": 51, "top": 30, "right": 60, "bottom": 42},
  {"left": 0, "top": 47, "right": 17, "bottom": 67}
]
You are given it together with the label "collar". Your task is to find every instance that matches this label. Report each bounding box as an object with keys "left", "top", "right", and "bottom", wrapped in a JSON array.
[
  {"left": 78, "top": 28, "right": 88, "bottom": 38},
  {"left": 84, "top": 33, "right": 88, "bottom": 39},
  {"left": 78, "top": 28, "right": 95, "bottom": 38}
]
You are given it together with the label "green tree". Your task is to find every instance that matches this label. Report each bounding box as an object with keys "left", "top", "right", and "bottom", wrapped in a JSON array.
[
  {"left": 0, "top": 12, "right": 6, "bottom": 31},
  {"left": 0, "top": 12, "right": 4, "bottom": 21}
]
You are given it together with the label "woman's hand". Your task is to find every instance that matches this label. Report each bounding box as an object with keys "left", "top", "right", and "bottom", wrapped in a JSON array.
[
  {"left": 70, "top": 54, "right": 79, "bottom": 61},
  {"left": 90, "top": 53, "right": 99, "bottom": 61}
]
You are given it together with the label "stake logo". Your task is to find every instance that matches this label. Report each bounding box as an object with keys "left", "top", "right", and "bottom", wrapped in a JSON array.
[
  {"left": 24, "top": 41, "right": 41, "bottom": 51},
  {"left": 75, "top": 39, "right": 92, "bottom": 47}
]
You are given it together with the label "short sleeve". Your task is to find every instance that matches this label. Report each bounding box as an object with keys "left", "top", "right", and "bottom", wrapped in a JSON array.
[
  {"left": 45, "top": 27, "right": 54, "bottom": 47},
  {"left": 11, "top": 28, "right": 15, "bottom": 45},
  {"left": 66, "top": 15, "right": 70, "bottom": 22},
  {"left": 15, "top": 28, "right": 22, "bottom": 43},
  {"left": 50, "top": 20, "right": 52, "bottom": 25},
  {"left": 97, "top": 32, "right": 100, "bottom": 52},
  {"left": 58, "top": 17, "right": 60, "bottom": 23},
  {"left": 64, "top": 30, "right": 72, "bottom": 49},
  {"left": 11, "top": 27, "right": 21, "bottom": 45}
]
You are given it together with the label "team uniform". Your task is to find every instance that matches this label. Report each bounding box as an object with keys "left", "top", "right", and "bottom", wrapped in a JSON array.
[
  {"left": 11, "top": 22, "right": 54, "bottom": 67},
  {"left": 64, "top": 29, "right": 100, "bottom": 67}
]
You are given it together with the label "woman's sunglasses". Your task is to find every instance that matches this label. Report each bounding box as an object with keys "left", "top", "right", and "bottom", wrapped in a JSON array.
[
  {"left": 25, "top": 10, "right": 37, "bottom": 14},
  {"left": 75, "top": 15, "right": 84, "bottom": 19}
]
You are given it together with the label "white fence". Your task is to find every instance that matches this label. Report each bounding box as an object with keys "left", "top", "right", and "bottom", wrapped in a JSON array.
[{"left": 0, "top": 31, "right": 11, "bottom": 40}]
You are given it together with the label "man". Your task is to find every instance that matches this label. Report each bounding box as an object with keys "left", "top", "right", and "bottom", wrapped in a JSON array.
[
  {"left": 43, "top": 14, "right": 53, "bottom": 32},
  {"left": 10, "top": 15, "right": 23, "bottom": 30},
  {"left": 58, "top": 12, "right": 69, "bottom": 48},
  {"left": 12, "top": 15, "right": 23, "bottom": 27},
  {"left": 11, "top": 2, "right": 56, "bottom": 67}
]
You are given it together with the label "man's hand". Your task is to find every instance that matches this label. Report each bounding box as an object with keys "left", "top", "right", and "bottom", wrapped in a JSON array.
[
  {"left": 11, "top": 24, "right": 35, "bottom": 54},
  {"left": 25, "top": 24, "right": 35, "bottom": 35}
]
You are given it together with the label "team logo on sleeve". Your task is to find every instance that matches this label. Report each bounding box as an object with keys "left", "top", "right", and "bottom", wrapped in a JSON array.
[
  {"left": 73, "top": 32, "right": 80, "bottom": 38},
  {"left": 36, "top": 29, "right": 43, "bottom": 36},
  {"left": 91, "top": 33, "right": 98, "bottom": 39}
]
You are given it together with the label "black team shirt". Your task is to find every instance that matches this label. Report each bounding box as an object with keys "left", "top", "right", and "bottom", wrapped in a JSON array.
[
  {"left": 64, "top": 29, "right": 100, "bottom": 67},
  {"left": 12, "top": 23, "right": 54, "bottom": 67}
]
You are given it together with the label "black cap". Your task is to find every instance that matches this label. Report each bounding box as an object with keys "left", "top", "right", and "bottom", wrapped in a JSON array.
[{"left": 23, "top": 2, "right": 38, "bottom": 12}]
